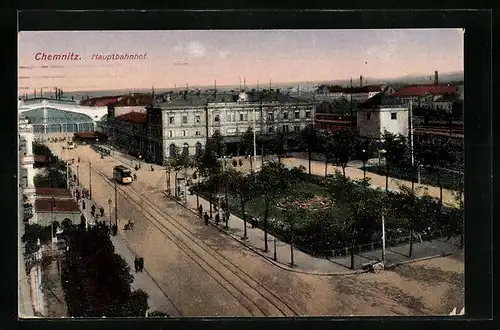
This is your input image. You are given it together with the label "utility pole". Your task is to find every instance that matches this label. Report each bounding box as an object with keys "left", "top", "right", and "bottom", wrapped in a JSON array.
[
  {"left": 89, "top": 161, "right": 92, "bottom": 199},
  {"left": 409, "top": 99, "right": 415, "bottom": 190},
  {"left": 381, "top": 209, "right": 386, "bottom": 266},
  {"left": 114, "top": 180, "right": 118, "bottom": 227},
  {"left": 77, "top": 165, "right": 80, "bottom": 186},
  {"left": 252, "top": 105, "right": 257, "bottom": 171}
]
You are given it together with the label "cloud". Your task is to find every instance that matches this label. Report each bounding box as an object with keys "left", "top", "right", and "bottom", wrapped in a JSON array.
[
  {"left": 186, "top": 41, "right": 206, "bottom": 58},
  {"left": 218, "top": 50, "right": 229, "bottom": 59}
]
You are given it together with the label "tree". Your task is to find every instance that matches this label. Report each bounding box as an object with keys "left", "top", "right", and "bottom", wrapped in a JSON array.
[
  {"left": 395, "top": 185, "right": 425, "bottom": 257},
  {"left": 319, "top": 131, "right": 336, "bottom": 176},
  {"left": 358, "top": 137, "right": 376, "bottom": 179},
  {"left": 227, "top": 169, "right": 253, "bottom": 239},
  {"left": 381, "top": 131, "right": 408, "bottom": 192},
  {"left": 269, "top": 130, "right": 288, "bottom": 164},
  {"left": 333, "top": 130, "right": 357, "bottom": 177},
  {"left": 300, "top": 124, "right": 319, "bottom": 174},
  {"left": 255, "top": 163, "right": 296, "bottom": 252},
  {"left": 241, "top": 126, "right": 255, "bottom": 171},
  {"left": 327, "top": 175, "right": 382, "bottom": 269}
]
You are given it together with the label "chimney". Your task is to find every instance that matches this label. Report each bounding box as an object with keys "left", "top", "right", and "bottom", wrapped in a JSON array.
[
  {"left": 34, "top": 89, "right": 36, "bottom": 98},
  {"left": 350, "top": 78, "right": 353, "bottom": 88},
  {"left": 360, "top": 75, "right": 363, "bottom": 87},
  {"left": 434, "top": 71, "right": 439, "bottom": 85}
]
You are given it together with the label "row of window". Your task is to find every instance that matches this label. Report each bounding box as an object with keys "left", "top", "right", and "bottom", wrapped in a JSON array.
[
  {"left": 167, "top": 130, "right": 202, "bottom": 138},
  {"left": 167, "top": 110, "right": 312, "bottom": 125}
]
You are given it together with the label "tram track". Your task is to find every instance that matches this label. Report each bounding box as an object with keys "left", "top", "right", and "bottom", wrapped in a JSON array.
[{"left": 89, "top": 164, "right": 300, "bottom": 317}]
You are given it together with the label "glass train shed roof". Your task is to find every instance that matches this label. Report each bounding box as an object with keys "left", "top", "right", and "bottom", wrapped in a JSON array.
[{"left": 21, "top": 108, "right": 94, "bottom": 125}]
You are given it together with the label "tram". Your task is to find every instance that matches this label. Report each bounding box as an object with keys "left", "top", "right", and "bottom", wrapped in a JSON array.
[{"left": 113, "top": 165, "right": 133, "bottom": 184}]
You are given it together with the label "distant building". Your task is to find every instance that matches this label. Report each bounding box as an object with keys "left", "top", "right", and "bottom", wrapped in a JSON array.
[
  {"left": 391, "top": 84, "right": 459, "bottom": 105},
  {"left": 314, "top": 113, "right": 357, "bottom": 133},
  {"left": 315, "top": 85, "right": 384, "bottom": 102},
  {"left": 357, "top": 87, "right": 409, "bottom": 140}
]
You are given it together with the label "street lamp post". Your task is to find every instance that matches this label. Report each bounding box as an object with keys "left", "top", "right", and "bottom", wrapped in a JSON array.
[
  {"left": 89, "top": 161, "right": 92, "bottom": 199},
  {"left": 362, "top": 149, "right": 366, "bottom": 179},
  {"left": 76, "top": 165, "right": 80, "bottom": 186},
  {"left": 108, "top": 198, "right": 112, "bottom": 228},
  {"left": 114, "top": 180, "right": 118, "bottom": 227}
]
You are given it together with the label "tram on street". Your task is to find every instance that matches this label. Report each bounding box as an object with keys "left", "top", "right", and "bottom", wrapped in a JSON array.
[{"left": 113, "top": 165, "right": 133, "bottom": 184}]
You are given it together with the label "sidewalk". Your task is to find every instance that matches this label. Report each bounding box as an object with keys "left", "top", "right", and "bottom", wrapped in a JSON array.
[
  {"left": 69, "top": 182, "right": 180, "bottom": 316},
  {"left": 180, "top": 192, "right": 461, "bottom": 273}
]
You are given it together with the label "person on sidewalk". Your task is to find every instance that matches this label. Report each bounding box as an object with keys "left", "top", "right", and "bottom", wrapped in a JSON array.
[
  {"left": 91, "top": 204, "right": 96, "bottom": 217},
  {"left": 135, "top": 164, "right": 139, "bottom": 171},
  {"left": 100, "top": 206, "right": 104, "bottom": 217},
  {"left": 198, "top": 204, "right": 203, "bottom": 218},
  {"left": 134, "top": 257, "right": 139, "bottom": 272},
  {"left": 151, "top": 165, "right": 154, "bottom": 171},
  {"left": 215, "top": 213, "right": 220, "bottom": 225},
  {"left": 82, "top": 199, "right": 86, "bottom": 210},
  {"left": 133, "top": 173, "right": 137, "bottom": 181},
  {"left": 139, "top": 257, "right": 144, "bottom": 272},
  {"left": 203, "top": 212, "right": 209, "bottom": 226},
  {"left": 238, "top": 159, "right": 243, "bottom": 167}
]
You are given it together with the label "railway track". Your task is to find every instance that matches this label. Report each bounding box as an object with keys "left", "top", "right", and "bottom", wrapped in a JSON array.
[{"left": 89, "top": 164, "right": 300, "bottom": 317}]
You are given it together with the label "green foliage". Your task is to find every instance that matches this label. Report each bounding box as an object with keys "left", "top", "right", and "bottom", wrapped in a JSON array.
[
  {"left": 61, "top": 224, "right": 148, "bottom": 317},
  {"left": 32, "top": 142, "right": 53, "bottom": 158},
  {"left": 241, "top": 126, "right": 255, "bottom": 156},
  {"left": 22, "top": 224, "right": 52, "bottom": 254},
  {"left": 332, "top": 130, "right": 357, "bottom": 174}
]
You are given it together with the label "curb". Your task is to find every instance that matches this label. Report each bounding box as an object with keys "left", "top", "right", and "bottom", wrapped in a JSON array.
[
  {"left": 387, "top": 251, "right": 458, "bottom": 268},
  {"left": 165, "top": 193, "right": 367, "bottom": 277}
]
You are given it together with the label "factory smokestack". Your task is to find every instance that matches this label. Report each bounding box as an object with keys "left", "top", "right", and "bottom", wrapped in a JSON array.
[
  {"left": 360, "top": 75, "right": 363, "bottom": 87},
  {"left": 434, "top": 71, "right": 439, "bottom": 85}
]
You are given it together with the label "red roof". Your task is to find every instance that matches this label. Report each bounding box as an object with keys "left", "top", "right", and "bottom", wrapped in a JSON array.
[
  {"left": 115, "top": 112, "right": 147, "bottom": 125},
  {"left": 80, "top": 96, "right": 120, "bottom": 107},
  {"left": 35, "top": 199, "right": 80, "bottom": 213},
  {"left": 35, "top": 187, "right": 72, "bottom": 199},
  {"left": 34, "top": 155, "right": 50, "bottom": 163},
  {"left": 392, "top": 85, "right": 458, "bottom": 97}
]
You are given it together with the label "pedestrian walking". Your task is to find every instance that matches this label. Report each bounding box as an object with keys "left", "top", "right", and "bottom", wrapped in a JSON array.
[
  {"left": 133, "top": 173, "right": 137, "bottom": 181},
  {"left": 203, "top": 212, "right": 209, "bottom": 226},
  {"left": 238, "top": 159, "right": 243, "bottom": 167},
  {"left": 134, "top": 257, "right": 139, "bottom": 272},
  {"left": 138, "top": 163, "right": 141, "bottom": 169},
  {"left": 100, "top": 206, "right": 104, "bottom": 217},
  {"left": 139, "top": 257, "right": 144, "bottom": 272},
  {"left": 151, "top": 165, "right": 154, "bottom": 171},
  {"left": 82, "top": 199, "right": 86, "bottom": 210},
  {"left": 135, "top": 164, "right": 139, "bottom": 171},
  {"left": 215, "top": 213, "right": 220, "bottom": 225},
  {"left": 198, "top": 204, "right": 203, "bottom": 218}
]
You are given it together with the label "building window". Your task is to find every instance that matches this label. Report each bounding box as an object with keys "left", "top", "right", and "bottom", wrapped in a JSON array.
[
  {"left": 182, "top": 116, "right": 188, "bottom": 124},
  {"left": 195, "top": 115, "right": 201, "bottom": 123},
  {"left": 366, "top": 112, "right": 371, "bottom": 120},
  {"left": 293, "top": 125, "right": 300, "bottom": 132},
  {"left": 182, "top": 130, "right": 186, "bottom": 137},
  {"left": 391, "top": 112, "right": 397, "bottom": 120},
  {"left": 268, "top": 126, "right": 275, "bottom": 134},
  {"left": 169, "top": 116, "right": 175, "bottom": 124},
  {"left": 294, "top": 111, "right": 300, "bottom": 119},
  {"left": 305, "top": 111, "right": 311, "bottom": 119},
  {"left": 168, "top": 131, "right": 173, "bottom": 137},
  {"left": 282, "top": 125, "right": 289, "bottom": 133},
  {"left": 214, "top": 115, "right": 220, "bottom": 122},
  {"left": 267, "top": 112, "right": 274, "bottom": 121},
  {"left": 195, "top": 131, "right": 201, "bottom": 136},
  {"left": 283, "top": 112, "right": 289, "bottom": 120},
  {"left": 239, "top": 113, "right": 248, "bottom": 121}
]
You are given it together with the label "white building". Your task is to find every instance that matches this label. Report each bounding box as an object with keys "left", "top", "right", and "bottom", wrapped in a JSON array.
[
  {"left": 357, "top": 88, "right": 410, "bottom": 140},
  {"left": 19, "top": 117, "right": 36, "bottom": 216}
]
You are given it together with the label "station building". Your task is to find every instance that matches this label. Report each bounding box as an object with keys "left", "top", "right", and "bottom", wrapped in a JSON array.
[{"left": 18, "top": 98, "right": 108, "bottom": 142}]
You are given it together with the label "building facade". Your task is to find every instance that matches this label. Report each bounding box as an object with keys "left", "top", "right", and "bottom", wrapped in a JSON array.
[
  {"left": 18, "top": 98, "right": 108, "bottom": 141},
  {"left": 144, "top": 92, "right": 316, "bottom": 164},
  {"left": 19, "top": 117, "right": 36, "bottom": 224}
]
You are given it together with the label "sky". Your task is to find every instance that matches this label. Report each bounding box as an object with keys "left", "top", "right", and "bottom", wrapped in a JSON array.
[{"left": 18, "top": 29, "right": 464, "bottom": 93}]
